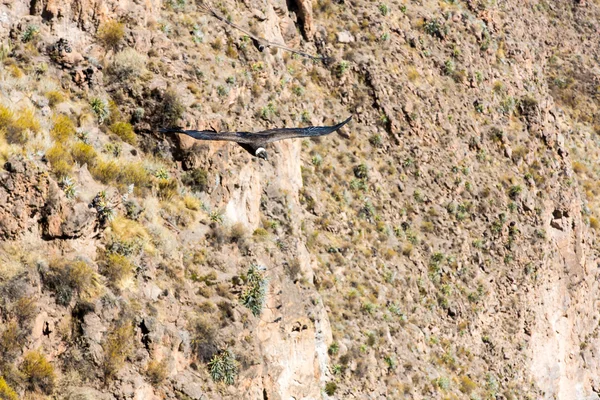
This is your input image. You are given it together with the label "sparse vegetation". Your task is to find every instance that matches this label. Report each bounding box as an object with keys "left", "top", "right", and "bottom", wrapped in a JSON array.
[
  {"left": 208, "top": 349, "right": 238, "bottom": 385},
  {"left": 324, "top": 381, "right": 337, "bottom": 395},
  {"left": 103, "top": 323, "right": 134, "bottom": 379},
  {"left": 97, "top": 20, "right": 125, "bottom": 50},
  {"left": 0, "top": 377, "right": 17, "bottom": 400},
  {"left": 109, "top": 48, "right": 147, "bottom": 80},
  {"left": 21, "top": 350, "right": 56, "bottom": 394},
  {"left": 110, "top": 121, "right": 137, "bottom": 145},
  {"left": 239, "top": 264, "right": 268, "bottom": 316},
  {"left": 90, "top": 97, "right": 110, "bottom": 123},
  {"left": 146, "top": 359, "right": 169, "bottom": 384},
  {"left": 183, "top": 168, "right": 208, "bottom": 192}
]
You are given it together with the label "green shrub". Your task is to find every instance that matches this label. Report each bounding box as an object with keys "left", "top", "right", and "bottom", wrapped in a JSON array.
[
  {"left": 21, "top": 350, "right": 56, "bottom": 394},
  {"left": 110, "top": 122, "right": 137, "bottom": 145},
  {"left": 208, "top": 349, "right": 238, "bottom": 385},
  {"left": 239, "top": 264, "right": 268, "bottom": 316},
  {"left": 508, "top": 185, "right": 522, "bottom": 199},
  {"left": 354, "top": 163, "right": 368, "bottom": 179},
  {"left": 324, "top": 381, "right": 337, "bottom": 395},
  {"left": 21, "top": 25, "right": 39, "bottom": 43},
  {"left": 156, "top": 90, "right": 184, "bottom": 126},
  {"left": 90, "top": 97, "right": 110, "bottom": 123},
  {"left": 182, "top": 168, "right": 208, "bottom": 192}
]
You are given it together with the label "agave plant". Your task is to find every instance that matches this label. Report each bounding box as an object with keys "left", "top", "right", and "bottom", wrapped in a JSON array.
[
  {"left": 239, "top": 264, "right": 268, "bottom": 317},
  {"left": 58, "top": 176, "right": 77, "bottom": 199},
  {"left": 208, "top": 349, "right": 238, "bottom": 385},
  {"left": 91, "top": 191, "right": 115, "bottom": 223},
  {"left": 89, "top": 97, "right": 110, "bottom": 123}
]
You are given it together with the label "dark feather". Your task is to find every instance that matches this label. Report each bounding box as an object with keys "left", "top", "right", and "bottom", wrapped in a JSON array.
[
  {"left": 159, "top": 116, "right": 352, "bottom": 145},
  {"left": 157, "top": 128, "right": 257, "bottom": 144}
]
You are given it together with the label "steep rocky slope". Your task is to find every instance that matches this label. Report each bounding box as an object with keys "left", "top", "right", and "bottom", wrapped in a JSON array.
[{"left": 0, "top": 0, "right": 600, "bottom": 399}]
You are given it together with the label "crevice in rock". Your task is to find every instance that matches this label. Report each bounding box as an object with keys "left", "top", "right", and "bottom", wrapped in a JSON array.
[
  {"left": 263, "top": 388, "right": 268, "bottom": 400},
  {"left": 29, "top": 0, "right": 38, "bottom": 15},
  {"left": 71, "top": 301, "right": 95, "bottom": 339},
  {"left": 139, "top": 319, "right": 151, "bottom": 351}
]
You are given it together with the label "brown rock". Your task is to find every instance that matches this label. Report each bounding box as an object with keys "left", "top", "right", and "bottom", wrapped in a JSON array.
[{"left": 42, "top": 180, "right": 96, "bottom": 239}]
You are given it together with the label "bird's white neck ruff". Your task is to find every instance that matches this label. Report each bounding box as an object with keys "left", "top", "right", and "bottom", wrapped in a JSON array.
[{"left": 256, "top": 147, "right": 267, "bottom": 156}]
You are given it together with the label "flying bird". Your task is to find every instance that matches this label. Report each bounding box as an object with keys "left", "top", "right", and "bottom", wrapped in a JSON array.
[{"left": 159, "top": 116, "right": 352, "bottom": 160}]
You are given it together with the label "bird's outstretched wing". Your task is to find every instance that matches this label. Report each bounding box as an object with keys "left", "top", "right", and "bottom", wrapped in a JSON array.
[
  {"left": 159, "top": 116, "right": 352, "bottom": 145},
  {"left": 259, "top": 116, "right": 352, "bottom": 144},
  {"left": 158, "top": 128, "right": 257, "bottom": 144}
]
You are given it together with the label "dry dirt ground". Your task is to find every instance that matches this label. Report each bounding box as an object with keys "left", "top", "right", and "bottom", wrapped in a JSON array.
[{"left": 0, "top": 0, "right": 600, "bottom": 399}]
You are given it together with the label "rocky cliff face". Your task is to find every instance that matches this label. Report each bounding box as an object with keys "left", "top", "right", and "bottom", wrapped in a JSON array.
[{"left": 0, "top": 0, "right": 600, "bottom": 398}]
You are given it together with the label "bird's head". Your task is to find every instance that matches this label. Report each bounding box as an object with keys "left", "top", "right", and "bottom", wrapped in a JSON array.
[{"left": 255, "top": 147, "right": 268, "bottom": 160}]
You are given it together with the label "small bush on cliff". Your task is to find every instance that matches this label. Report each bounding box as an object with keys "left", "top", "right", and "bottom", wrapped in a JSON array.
[
  {"left": 101, "top": 253, "right": 133, "bottom": 287},
  {"left": 239, "top": 264, "right": 268, "bottom": 316},
  {"left": 42, "top": 259, "right": 100, "bottom": 306},
  {"left": 109, "top": 121, "right": 136, "bottom": 145},
  {"left": 51, "top": 114, "right": 76, "bottom": 141},
  {"left": 0, "top": 377, "right": 18, "bottom": 400},
  {"left": 0, "top": 321, "right": 26, "bottom": 363},
  {"left": 156, "top": 89, "right": 184, "bottom": 126},
  {"left": 45, "top": 90, "right": 65, "bottom": 107},
  {"left": 324, "top": 381, "right": 337, "bottom": 395},
  {"left": 103, "top": 323, "right": 134, "bottom": 379},
  {"left": 208, "top": 349, "right": 238, "bottom": 385},
  {"left": 71, "top": 142, "right": 98, "bottom": 167},
  {"left": 21, "top": 350, "right": 56, "bottom": 394},
  {"left": 109, "top": 48, "right": 147, "bottom": 80},
  {"left": 192, "top": 316, "right": 218, "bottom": 362},
  {"left": 182, "top": 168, "right": 208, "bottom": 192},
  {"left": 146, "top": 359, "right": 169, "bottom": 384},
  {"left": 7, "top": 108, "right": 40, "bottom": 144},
  {"left": 97, "top": 20, "right": 125, "bottom": 50},
  {"left": 90, "top": 97, "right": 110, "bottom": 123},
  {"left": 46, "top": 143, "right": 73, "bottom": 177}
]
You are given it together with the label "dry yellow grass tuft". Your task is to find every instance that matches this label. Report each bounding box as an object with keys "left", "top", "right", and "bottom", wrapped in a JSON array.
[
  {"left": 21, "top": 350, "right": 56, "bottom": 394},
  {"left": 46, "top": 143, "right": 73, "bottom": 177},
  {"left": 91, "top": 159, "right": 120, "bottom": 183},
  {"left": 109, "top": 121, "right": 137, "bottom": 145},
  {"left": 46, "top": 90, "right": 66, "bottom": 107},
  {"left": 103, "top": 323, "right": 134, "bottom": 379},
  {"left": 71, "top": 142, "right": 98, "bottom": 167},
  {"left": 183, "top": 194, "right": 201, "bottom": 210},
  {"left": 110, "top": 216, "right": 151, "bottom": 243},
  {"left": 97, "top": 20, "right": 125, "bottom": 50},
  {"left": 102, "top": 253, "right": 133, "bottom": 285},
  {"left": 0, "top": 377, "right": 17, "bottom": 400},
  {"left": 51, "top": 114, "right": 76, "bottom": 141}
]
